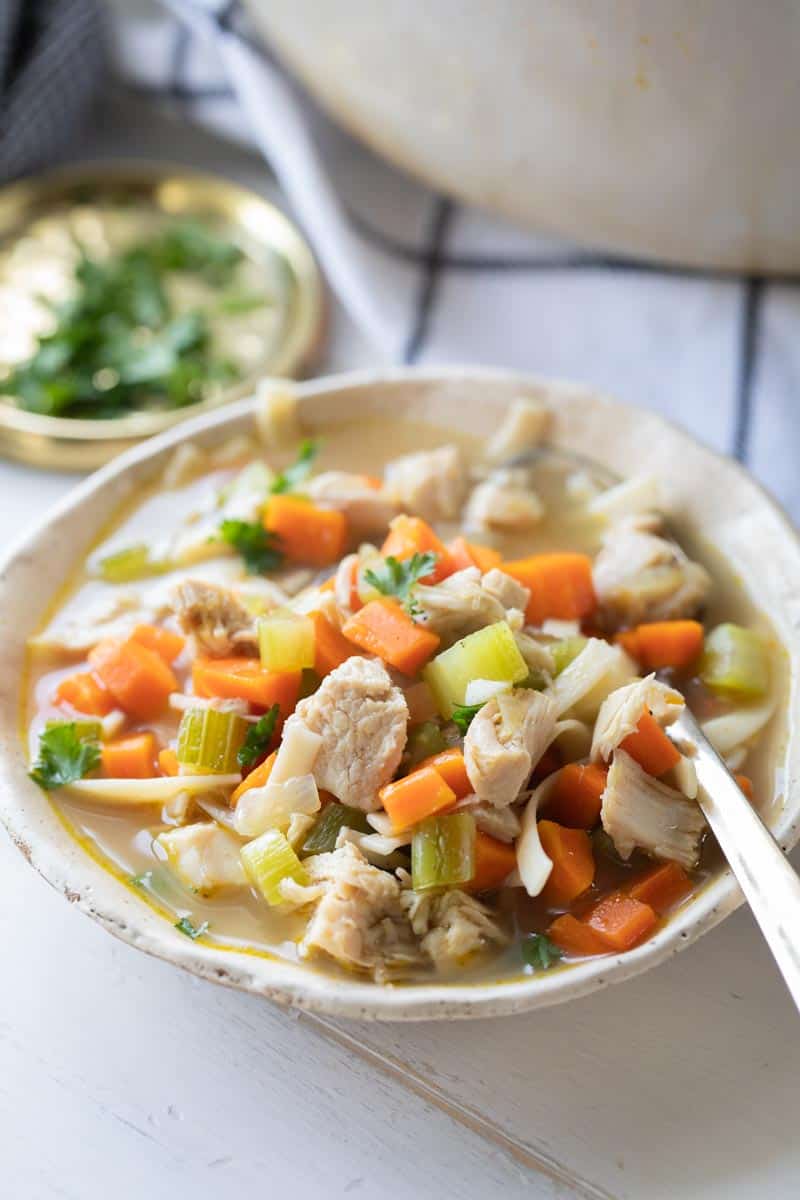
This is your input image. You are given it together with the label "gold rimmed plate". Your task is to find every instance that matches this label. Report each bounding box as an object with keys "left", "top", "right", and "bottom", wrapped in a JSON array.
[{"left": 0, "top": 162, "right": 324, "bottom": 470}]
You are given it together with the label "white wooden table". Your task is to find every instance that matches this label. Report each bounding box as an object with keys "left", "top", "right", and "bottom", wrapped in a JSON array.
[{"left": 3, "top": 92, "right": 799, "bottom": 1200}]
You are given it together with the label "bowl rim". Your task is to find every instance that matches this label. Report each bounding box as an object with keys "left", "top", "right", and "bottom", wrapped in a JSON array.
[{"left": 2, "top": 364, "right": 799, "bottom": 1021}]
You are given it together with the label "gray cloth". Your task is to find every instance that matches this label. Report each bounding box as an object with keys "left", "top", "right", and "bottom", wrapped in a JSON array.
[{"left": 0, "top": 0, "right": 106, "bottom": 182}]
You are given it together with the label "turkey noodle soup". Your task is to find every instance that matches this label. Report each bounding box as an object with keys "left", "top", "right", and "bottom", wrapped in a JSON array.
[{"left": 25, "top": 393, "right": 782, "bottom": 982}]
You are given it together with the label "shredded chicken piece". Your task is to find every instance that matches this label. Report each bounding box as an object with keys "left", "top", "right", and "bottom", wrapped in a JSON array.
[
  {"left": 454, "top": 796, "right": 521, "bottom": 843},
  {"left": 464, "top": 689, "right": 558, "bottom": 808},
  {"left": 465, "top": 469, "right": 544, "bottom": 532},
  {"left": 481, "top": 567, "right": 531, "bottom": 612},
  {"left": 513, "top": 631, "right": 556, "bottom": 680},
  {"left": 601, "top": 750, "right": 706, "bottom": 870},
  {"left": 384, "top": 444, "right": 467, "bottom": 521},
  {"left": 591, "top": 675, "right": 684, "bottom": 763},
  {"left": 286, "top": 656, "right": 408, "bottom": 811},
  {"left": 297, "top": 842, "right": 421, "bottom": 978},
  {"left": 171, "top": 579, "right": 257, "bottom": 655},
  {"left": 487, "top": 397, "right": 551, "bottom": 462},
  {"left": 414, "top": 568, "right": 506, "bottom": 641},
  {"left": 593, "top": 513, "right": 711, "bottom": 630},
  {"left": 307, "top": 471, "right": 398, "bottom": 540},
  {"left": 156, "top": 822, "right": 246, "bottom": 894},
  {"left": 401, "top": 889, "right": 508, "bottom": 968}
]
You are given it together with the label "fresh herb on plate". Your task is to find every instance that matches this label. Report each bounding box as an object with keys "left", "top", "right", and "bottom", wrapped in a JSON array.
[
  {"left": 450, "top": 701, "right": 485, "bottom": 735},
  {"left": 270, "top": 439, "right": 319, "bottom": 495},
  {"left": 521, "top": 933, "right": 563, "bottom": 971},
  {"left": 219, "top": 518, "right": 284, "bottom": 574},
  {"left": 175, "top": 916, "right": 209, "bottom": 940},
  {"left": 364, "top": 552, "right": 438, "bottom": 615},
  {"left": 237, "top": 704, "right": 280, "bottom": 769},
  {"left": 29, "top": 722, "right": 101, "bottom": 790},
  {"left": 130, "top": 871, "right": 153, "bottom": 889}
]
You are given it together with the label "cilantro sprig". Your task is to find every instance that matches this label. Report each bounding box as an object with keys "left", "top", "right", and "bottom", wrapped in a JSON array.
[
  {"left": 364, "top": 552, "right": 437, "bottom": 616},
  {"left": 237, "top": 704, "right": 280, "bottom": 769},
  {"left": 219, "top": 519, "right": 283, "bottom": 574},
  {"left": 29, "top": 722, "right": 101, "bottom": 790},
  {"left": 270, "top": 439, "right": 318, "bottom": 494},
  {"left": 450, "top": 701, "right": 485, "bottom": 735},
  {"left": 521, "top": 933, "right": 563, "bottom": 972},
  {"left": 175, "top": 917, "right": 209, "bottom": 940}
]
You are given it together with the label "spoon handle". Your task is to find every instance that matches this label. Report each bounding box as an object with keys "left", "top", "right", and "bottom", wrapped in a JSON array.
[{"left": 669, "top": 708, "right": 800, "bottom": 1014}]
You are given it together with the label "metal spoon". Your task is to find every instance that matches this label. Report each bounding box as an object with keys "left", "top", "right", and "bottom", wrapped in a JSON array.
[{"left": 667, "top": 706, "right": 800, "bottom": 1013}]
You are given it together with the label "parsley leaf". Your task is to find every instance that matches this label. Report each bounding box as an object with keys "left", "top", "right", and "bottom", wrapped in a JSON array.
[
  {"left": 29, "top": 722, "right": 101, "bottom": 790},
  {"left": 175, "top": 917, "right": 209, "bottom": 940},
  {"left": 521, "top": 933, "right": 563, "bottom": 971},
  {"left": 450, "top": 701, "right": 485, "bottom": 735},
  {"left": 364, "top": 552, "right": 438, "bottom": 615},
  {"left": 237, "top": 704, "right": 280, "bottom": 768},
  {"left": 219, "top": 518, "right": 283, "bottom": 574},
  {"left": 270, "top": 439, "right": 319, "bottom": 495}
]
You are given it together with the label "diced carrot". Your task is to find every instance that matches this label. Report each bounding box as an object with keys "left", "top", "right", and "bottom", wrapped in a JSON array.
[
  {"left": 232, "top": 750, "right": 276, "bottom": 804},
  {"left": 381, "top": 515, "right": 453, "bottom": 582},
  {"left": 263, "top": 495, "right": 348, "bottom": 566},
  {"left": 468, "top": 832, "right": 517, "bottom": 893},
  {"left": 414, "top": 747, "right": 472, "bottom": 799},
  {"left": 309, "top": 610, "right": 354, "bottom": 676},
  {"left": 735, "top": 773, "right": 754, "bottom": 802},
  {"left": 342, "top": 599, "right": 440, "bottom": 675},
  {"left": 131, "top": 623, "right": 185, "bottom": 663},
  {"left": 547, "top": 913, "right": 610, "bottom": 957},
  {"left": 543, "top": 763, "right": 608, "bottom": 829},
  {"left": 158, "top": 747, "right": 180, "bottom": 777},
  {"left": 628, "top": 861, "right": 692, "bottom": 914},
  {"left": 620, "top": 710, "right": 681, "bottom": 777},
  {"left": 55, "top": 671, "right": 115, "bottom": 717},
  {"left": 446, "top": 536, "right": 502, "bottom": 575},
  {"left": 89, "top": 637, "right": 177, "bottom": 721},
  {"left": 619, "top": 620, "right": 704, "bottom": 671},
  {"left": 502, "top": 553, "right": 596, "bottom": 626},
  {"left": 193, "top": 658, "right": 301, "bottom": 713},
  {"left": 585, "top": 890, "right": 658, "bottom": 951},
  {"left": 531, "top": 744, "right": 561, "bottom": 785},
  {"left": 614, "top": 628, "right": 642, "bottom": 660},
  {"left": 379, "top": 765, "right": 457, "bottom": 832},
  {"left": 101, "top": 732, "right": 157, "bottom": 779},
  {"left": 538, "top": 820, "right": 595, "bottom": 906}
]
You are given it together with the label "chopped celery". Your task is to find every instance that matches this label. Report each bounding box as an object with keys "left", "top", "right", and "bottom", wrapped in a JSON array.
[
  {"left": 97, "top": 543, "right": 172, "bottom": 582},
  {"left": 700, "top": 623, "right": 769, "bottom": 699},
  {"left": 550, "top": 635, "right": 588, "bottom": 676},
  {"left": 241, "top": 829, "right": 309, "bottom": 905},
  {"left": 177, "top": 707, "right": 249, "bottom": 773},
  {"left": 403, "top": 721, "right": 447, "bottom": 769},
  {"left": 411, "top": 813, "right": 476, "bottom": 893},
  {"left": 258, "top": 611, "right": 315, "bottom": 672},
  {"left": 423, "top": 620, "right": 528, "bottom": 718},
  {"left": 301, "top": 803, "right": 371, "bottom": 855}
]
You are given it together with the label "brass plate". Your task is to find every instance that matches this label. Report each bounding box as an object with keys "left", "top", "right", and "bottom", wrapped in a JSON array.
[{"left": 0, "top": 162, "right": 324, "bottom": 470}]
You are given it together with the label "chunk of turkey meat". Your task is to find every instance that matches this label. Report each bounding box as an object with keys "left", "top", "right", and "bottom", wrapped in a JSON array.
[
  {"left": 464, "top": 689, "right": 558, "bottom": 807},
  {"left": 171, "top": 579, "right": 257, "bottom": 655},
  {"left": 591, "top": 675, "right": 684, "bottom": 763},
  {"left": 384, "top": 444, "right": 467, "bottom": 522},
  {"left": 413, "top": 567, "right": 506, "bottom": 641},
  {"left": 286, "top": 656, "right": 408, "bottom": 811},
  {"left": 297, "top": 842, "right": 421, "bottom": 979},
  {"left": 465, "top": 469, "right": 544, "bottom": 532},
  {"left": 306, "top": 471, "right": 398, "bottom": 540},
  {"left": 401, "top": 888, "right": 508, "bottom": 968},
  {"left": 593, "top": 513, "right": 711, "bottom": 630},
  {"left": 156, "top": 823, "right": 246, "bottom": 894},
  {"left": 601, "top": 750, "right": 706, "bottom": 870}
]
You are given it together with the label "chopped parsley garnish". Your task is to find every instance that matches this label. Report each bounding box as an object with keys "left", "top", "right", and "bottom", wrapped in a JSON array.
[
  {"left": 451, "top": 701, "right": 485, "bottom": 735},
  {"left": 175, "top": 917, "right": 209, "bottom": 940},
  {"left": 364, "top": 552, "right": 438, "bottom": 615},
  {"left": 237, "top": 704, "right": 280, "bottom": 768},
  {"left": 219, "top": 518, "right": 284, "bottom": 574},
  {"left": 521, "top": 933, "right": 563, "bottom": 971},
  {"left": 29, "top": 722, "right": 101, "bottom": 790},
  {"left": 130, "top": 871, "right": 153, "bottom": 889},
  {"left": 270, "top": 439, "right": 319, "bottom": 495}
]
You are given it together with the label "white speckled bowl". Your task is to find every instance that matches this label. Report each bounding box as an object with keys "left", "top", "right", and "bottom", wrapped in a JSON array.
[{"left": 1, "top": 368, "right": 799, "bottom": 1020}]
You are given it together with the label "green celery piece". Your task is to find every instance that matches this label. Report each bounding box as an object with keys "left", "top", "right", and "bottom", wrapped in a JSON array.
[
  {"left": 177, "top": 707, "right": 249, "bottom": 774},
  {"left": 550, "top": 635, "right": 588, "bottom": 676},
  {"left": 411, "top": 813, "right": 476, "bottom": 893},
  {"left": 241, "top": 829, "right": 309, "bottom": 906},
  {"left": 700, "top": 623, "right": 769, "bottom": 699},
  {"left": 98, "top": 543, "right": 173, "bottom": 583},
  {"left": 301, "top": 804, "right": 371, "bottom": 856},
  {"left": 403, "top": 721, "right": 447, "bottom": 769},
  {"left": 423, "top": 620, "right": 529, "bottom": 718},
  {"left": 258, "top": 612, "right": 316, "bottom": 672}
]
